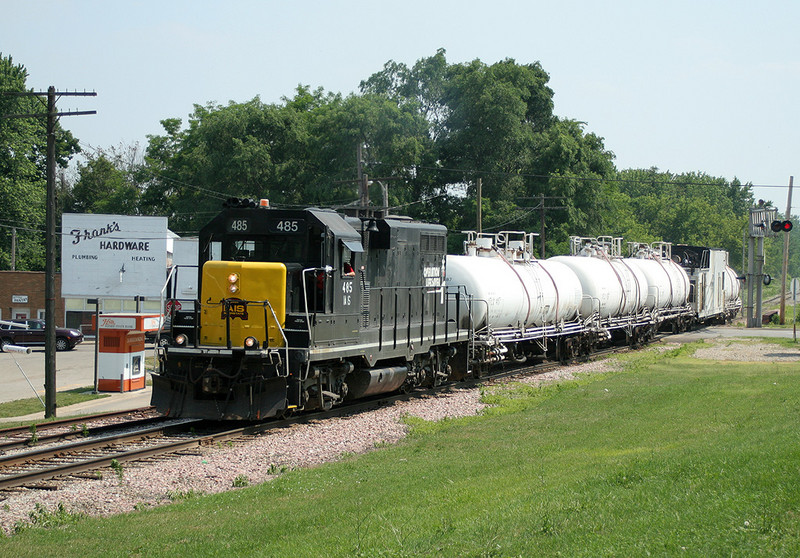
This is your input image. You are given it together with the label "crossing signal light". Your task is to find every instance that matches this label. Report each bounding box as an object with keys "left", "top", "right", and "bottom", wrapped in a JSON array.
[{"left": 770, "top": 220, "right": 793, "bottom": 233}]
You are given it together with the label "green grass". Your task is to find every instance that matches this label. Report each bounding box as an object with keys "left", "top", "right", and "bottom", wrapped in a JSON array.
[
  {"left": 0, "top": 387, "right": 109, "bottom": 419},
  {"left": 3, "top": 343, "right": 800, "bottom": 556}
]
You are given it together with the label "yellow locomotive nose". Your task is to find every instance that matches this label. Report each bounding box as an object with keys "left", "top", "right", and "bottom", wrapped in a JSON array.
[{"left": 200, "top": 261, "right": 287, "bottom": 347}]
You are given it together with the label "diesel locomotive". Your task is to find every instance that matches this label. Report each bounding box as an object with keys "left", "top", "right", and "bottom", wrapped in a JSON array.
[
  {"left": 150, "top": 199, "right": 741, "bottom": 420},
  {"left": 151, "top": 199, "right": 470, "bottom": 420}
]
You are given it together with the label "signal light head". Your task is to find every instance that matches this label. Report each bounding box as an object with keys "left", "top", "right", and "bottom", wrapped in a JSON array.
[{"left": 771, "top": 220, "right": 793, "bottom": 233}]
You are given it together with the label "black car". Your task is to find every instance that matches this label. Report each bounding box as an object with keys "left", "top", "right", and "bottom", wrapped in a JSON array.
[
  {"left": 0, "top": 319, "right": 84, "bottom": 351},
  {"left": 144, "top": 317, "right": 172, "bottom": 347}
]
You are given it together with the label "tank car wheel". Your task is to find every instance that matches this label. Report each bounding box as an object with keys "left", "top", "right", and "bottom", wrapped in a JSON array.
[{"left": 558, "top": 338, "right": 575, "bottom": 365}]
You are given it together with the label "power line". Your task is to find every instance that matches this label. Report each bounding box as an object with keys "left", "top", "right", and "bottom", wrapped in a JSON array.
[{"left": 410, "top": 164, "right": 780, "bottom": 189}]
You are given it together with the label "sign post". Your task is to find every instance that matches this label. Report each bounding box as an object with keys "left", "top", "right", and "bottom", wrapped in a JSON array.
[
  {"left": 88, "top": 298, "right": 100, "bottom": 393},
  {"left": 792, "top": 278, "right": 799, "bottom": 342}
]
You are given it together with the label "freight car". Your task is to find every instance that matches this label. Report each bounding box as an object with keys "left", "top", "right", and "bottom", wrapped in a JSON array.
[{"left": 151, "top": 200, "right": 741, "bottom": 420}]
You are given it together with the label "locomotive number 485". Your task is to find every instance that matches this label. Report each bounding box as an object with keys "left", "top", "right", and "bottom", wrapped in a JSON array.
[
  {"left": 342, "top": 280, "right": 353, "bottom": 306},
  {"left": 276, "top": 220, "right": 299, "bottom": 232}
]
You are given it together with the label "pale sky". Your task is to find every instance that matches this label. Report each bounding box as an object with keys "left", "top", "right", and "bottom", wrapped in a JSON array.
[{"left": 3, "top": 0, "right": 799, "bottom": 212}]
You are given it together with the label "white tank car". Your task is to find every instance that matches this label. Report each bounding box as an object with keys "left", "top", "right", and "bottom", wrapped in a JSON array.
[
  {"left": 623, "top": 247, "right": 690, "bottom": 310},
  {"left": 444, "top": 233, "right": 583, "bottom": 330},
  {"left": 723, "top": 265, "right": 740, "bottom": 303},
  {"left": 548, "top": 238, "right": 648, "bottom": 319},
  {"left": 445, "top": 255, "right": 583, "bottom": 329}
]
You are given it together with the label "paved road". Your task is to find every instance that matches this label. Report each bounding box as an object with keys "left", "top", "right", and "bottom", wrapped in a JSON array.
[
  {"left": 668, "top": 326, "right": 799, "bottom": 343},
  {"left": 0, "top": 340, "right": 159, "bottom": 404}
]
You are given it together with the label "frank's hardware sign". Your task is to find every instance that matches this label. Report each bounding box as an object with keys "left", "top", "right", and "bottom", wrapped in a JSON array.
[{"left": 61, "top": 214, "right": 169, "bottom": 298}]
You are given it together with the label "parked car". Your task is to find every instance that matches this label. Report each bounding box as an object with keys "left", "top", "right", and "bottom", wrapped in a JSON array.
[
  {"left": 144, "top": 317, "right": 171, "bottom": 347},
  {"left": 0, "top": 319, "right": 84, "bottom": 352}
]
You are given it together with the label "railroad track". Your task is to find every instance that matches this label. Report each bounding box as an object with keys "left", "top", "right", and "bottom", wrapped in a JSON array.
[
  {"left": 0, "top": 418, "right": 203, "bottom": 491},
  {"left": 0, "top": 340, "right": 641, "bottom": 494},
  {"left": 0, "top": 415, "right": 165, "bottom": 455},
  {"left": 0, "top": 407, "right": 158, "bottom": 449}
]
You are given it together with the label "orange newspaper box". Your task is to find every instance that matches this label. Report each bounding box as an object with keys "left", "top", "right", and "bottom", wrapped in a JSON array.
[{"left": 95, "top": 313, "right": 158, "bottom": 392}]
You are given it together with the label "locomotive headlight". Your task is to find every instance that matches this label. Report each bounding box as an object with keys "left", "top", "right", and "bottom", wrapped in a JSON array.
[
  {"left": 244, "top": 336, "right": 259, "bottom": 349},
  {"left": 174, "top": 334, "right": 188, "bottom": 346},
  {"left": 228, "top": 272, "right": 240, "bottom": 293}
]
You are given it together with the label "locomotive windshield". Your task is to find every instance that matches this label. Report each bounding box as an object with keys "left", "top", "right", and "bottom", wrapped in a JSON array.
[
  {"left": 228, "top": 236, "right": 305, "bottom": 263},
  {"left": 201, "top": 234, "right": 306, "bottom": 265}
]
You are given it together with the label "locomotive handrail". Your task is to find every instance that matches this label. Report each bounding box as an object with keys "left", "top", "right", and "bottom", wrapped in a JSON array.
[{"left": 264, "top": 299, "right": 290, "bottom": 377}]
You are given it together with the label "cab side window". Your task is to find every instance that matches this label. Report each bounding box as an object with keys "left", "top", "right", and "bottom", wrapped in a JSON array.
[{"left": 340, "top": 245, "right": 355, "bottom": 277}]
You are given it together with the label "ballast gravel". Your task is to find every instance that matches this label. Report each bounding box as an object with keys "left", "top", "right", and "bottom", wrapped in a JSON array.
[{"left": 1, "top": 337, "right": 796, "bottom": 534}]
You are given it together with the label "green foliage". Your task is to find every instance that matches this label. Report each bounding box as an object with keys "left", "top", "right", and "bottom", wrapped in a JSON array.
[
  {"left": 64, "top": 146, "right": 145, "bottom": 215},
  {"left": 166, "top": 489, "right": 202, "bottom": 501},
  {"left": 604, "top": 168, "right": 752, "bottom": 259},
  {"left": 0, "top": 386, "right": 109, "bottom": 420},
  {"left": 361, "top": 51, "right": 617, "bottom": 255},
  {"left": 0, "top": 53, "right": 80, "bottom": 271},
  {"left": 231, "top": 474, "right": 249, "bottom": 488},
  {"left": 12, "top": 503, "right": 85, "bottom": 534},
  {"left": 3, "top": 49, "right": 766, "bottom": 265},
  {"left": 110, "top": 459, "right": 124, "bottom": 483},
  {"left": 27, "top": 424, "right": 37, "bottom": 445}
]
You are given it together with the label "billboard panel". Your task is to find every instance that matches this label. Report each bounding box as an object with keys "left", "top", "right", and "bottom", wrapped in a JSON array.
[{"left": 61, "top": 214, "right": 169, "bottom": 298}]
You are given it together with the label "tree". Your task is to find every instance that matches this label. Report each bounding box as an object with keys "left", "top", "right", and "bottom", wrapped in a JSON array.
[
  {"left": 606, "top": 168, "right": 753, "bottom": 262},
  {"left": 140, "top": 87, "right": 435, "bottom": 233},
  {"left": 362, "top": 51, "right": 616, "bottom": 254},
  {"left": 0, "top": 53, "right": 79, "bottom": 270},
  {"left": 67, "top": 153, "right": 141, "bottom": 214}
]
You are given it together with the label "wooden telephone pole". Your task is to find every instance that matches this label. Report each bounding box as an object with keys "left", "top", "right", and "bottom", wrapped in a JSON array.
[
  {"left": 2, "top": 87, "right": 96, "bottom": 417},
  {"left": 519, "top": 194, "right": 568, "bottom": 258},
  {"left": 779, "top": 176, "right": 794, "bottom": 324}
]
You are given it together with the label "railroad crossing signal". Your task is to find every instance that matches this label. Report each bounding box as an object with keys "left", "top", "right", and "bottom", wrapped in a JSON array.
[{"left": 771, "top": 220, "right": 793, "bottom": 233}]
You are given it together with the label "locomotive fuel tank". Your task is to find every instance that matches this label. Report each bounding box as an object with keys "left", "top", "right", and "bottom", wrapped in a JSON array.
[
  {"left": 548, "top": 254, "right": 648, "bottom": 319},
  {"left": 445, "top": 254, "right": 583, "bottom": 330},
  {"left": 623, "top": 256, "right": 690, "bottom": 309}
]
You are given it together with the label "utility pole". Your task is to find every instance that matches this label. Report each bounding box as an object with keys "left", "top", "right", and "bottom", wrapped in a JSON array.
[
  {"left": 2, "top": 87, "right": 96, "bottom": 418},
  {"left": 339, "top": 144, "right": 400, "bottom": 218},
  {"left": 779, "top": 176, "right": 794, "bottom": 324},
  {"left": 477, "top": 178, "right": 482, "bottom": 234},
  {"left": 10, "top": 228, "right": 16, "bottom": 271},
  {"left": 519, "top": 194, "right": 568, "bottom": 258}
]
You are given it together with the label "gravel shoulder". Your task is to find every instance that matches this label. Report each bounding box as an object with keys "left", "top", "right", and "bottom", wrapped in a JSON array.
[{"left": 2, "top": 337, "right": 797, "bottom": 535}]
